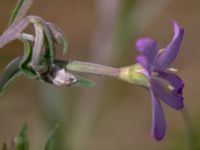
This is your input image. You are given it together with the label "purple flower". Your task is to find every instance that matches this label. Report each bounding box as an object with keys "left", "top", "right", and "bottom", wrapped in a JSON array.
[{"left": 136, "top": 20, "right": 184, "bottom": 141}]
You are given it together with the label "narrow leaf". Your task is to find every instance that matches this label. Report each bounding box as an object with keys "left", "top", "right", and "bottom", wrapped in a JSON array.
[
  {"left": 14, "top": 123, "right": 29, "bottom": 150},
  {"left": 19, "top": 39, "right": 38, "bottom": 78},
  {"left": 0, "top": 57, "right": 22, "bottom": 95},
  {"left": 44, "top": 124, "right": 59, "bottom": 150},
  {"left": 9, "top": 0, "right": 33, "bottom": 27},
  {"left": 20, "top": 39, "right": 32, "bottom": 69},
  {"left": 61, "top": 35, "right": 68, "bottom": 55},
  {"left": 0, "top": 17, "right": 30, "bottom": 49},
  {"left": 41, "top": 22, "right": 55, "bottom": 66},
  {"left": 47, "top": 22, "right": 68, "bottom": 55},
  {"left": 73, "top": 75, "right": 95, "bottom": 88},
  {"left": 30, "top": 21, "right": 44, "bottom": 68},
  {"left": 9, "top": 0, "right": 25, "bottom": 25}
]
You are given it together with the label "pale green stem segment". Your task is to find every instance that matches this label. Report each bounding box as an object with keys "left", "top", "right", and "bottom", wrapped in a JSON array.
[
  {"left": 55, "top": 60, "right": 120, "bottom": 78},
  {"left": 55, "top": 60, "right": 150, "bottom": 87},
  {"left": 66, "top": 61, "right": 120, "bottom": 78}
]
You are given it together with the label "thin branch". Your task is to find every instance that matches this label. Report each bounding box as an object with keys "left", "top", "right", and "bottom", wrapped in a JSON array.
[
  {"left": 0, "top": 16, "right": 43, "bottom": 49},
  {"left": 9, "top": 0, "right": 33, "bottom": 28}
]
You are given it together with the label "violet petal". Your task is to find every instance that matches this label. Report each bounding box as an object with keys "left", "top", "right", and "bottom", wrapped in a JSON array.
[
  {"left": 151, "top": 79, "right": 184, "bottom": 109},
  {"left": 136, "top": 38, "right": 158, "bottom": 72},
  {"left": 156, "top": 20, "right": 184, "bottom": 70},
  {"left": 150, "top": 90, "right": 166, "bottom": 141},
  {"left": 159, "top": 71, "right": 184, "bottom": 95},
  {"left": 136, "top": 55, "right": 149, "bottom": 71}
]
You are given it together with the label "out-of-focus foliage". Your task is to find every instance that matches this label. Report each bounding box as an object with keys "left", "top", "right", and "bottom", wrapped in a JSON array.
[
  {"left": 2, "top": 123, "right": 29, "bottom": 150},
  {"left": 13, "top": 123, "right": 29, "bottom": 150},
  {"left": 2, "top": 123, "right": 59, "bottom": 150}
]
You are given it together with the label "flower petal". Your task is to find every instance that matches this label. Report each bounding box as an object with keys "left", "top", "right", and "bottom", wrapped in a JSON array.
[
  {"left": 136, "top": 38, "right": 158, "bottom": 72},
  {"left": 151, "top": 77, "right": 184, "bottom": 109},
  {"left": 136, "top": 55, "right": 149, "bottom": 71},
  {"left": 150, "top": 90, "right": 166, "bottom": 141},
  {"left": 156, "top": 20, "right": 184, "bottom": 70},
  {"left": 159, "top": 71, "right": 184, "bottom": 95}
]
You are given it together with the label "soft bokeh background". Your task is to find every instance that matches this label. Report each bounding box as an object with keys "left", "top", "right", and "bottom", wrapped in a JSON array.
[{"left": 0, "top": 0, "right": 199, "bottom": 149}]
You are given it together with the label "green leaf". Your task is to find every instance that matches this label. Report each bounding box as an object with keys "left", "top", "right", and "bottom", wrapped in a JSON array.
[
  {"left": 0, "top": 57, "right": 22, "bottom": 95},
  {"left": 8, "top": 0, "right": 25, "bottom": 25},
  {"left": 47, "top": 22, "right": 68, "bottom": 55},
  {"left": 44, "top": 124, "right": 59, "bottom": 150},
  {"left": 60, "top": 35, "right": 68, "bottom": 55},
  {"left": 41, "top": 23, "right": 54, "bottom": 67},
  {"left": 8, "top": 0, "right": 33, "bottom": 27},
  {"left": 74, "top": 75, "right": 95, "bottom": 88},
  {"left": 20, "top": 40, "right": 32, "bottom": 68},
  {"left": 14, "top": 123, "right": 29, "bottom": 150},
  {"left": 19, "top": 40, "right": 39, "bottom": 78},
  {"left": 29, "top": 20, "right": 45, "bottom": 71}
]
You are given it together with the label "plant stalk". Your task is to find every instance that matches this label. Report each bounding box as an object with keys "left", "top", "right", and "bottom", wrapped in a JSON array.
[{"left": 55, "top": 60, "right": 121, "bottom": 78}]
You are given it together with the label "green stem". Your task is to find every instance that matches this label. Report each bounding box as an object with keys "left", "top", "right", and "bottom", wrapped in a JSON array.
[
  {"left": 55, "top": 60, "right": 121, "bottom": 78},
  {"left": 55, "top": 60, "right": 150, "bottom": 87},
  {"left": 181, "top": 107, "right": 196, "bottom": 150}
]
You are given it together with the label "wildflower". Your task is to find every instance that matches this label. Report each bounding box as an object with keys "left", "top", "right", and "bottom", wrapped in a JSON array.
[{"left": 136, "top": 20, "right": 184, "bottom": 140}]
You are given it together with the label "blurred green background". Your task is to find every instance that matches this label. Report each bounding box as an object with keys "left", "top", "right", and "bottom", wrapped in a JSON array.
[{"left": 0, "top": 0, "right": 199, "bottom": 149}]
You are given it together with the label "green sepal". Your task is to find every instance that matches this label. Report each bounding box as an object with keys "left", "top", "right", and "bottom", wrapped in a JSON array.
[
  {"left": 14, "top": 123, "right": 29, "bottom": 150},
  {"left": 0, "top": 57, "right": 22, "bottom": 95},
  {"left": 119, "top": 63, "right": 150, "bottom": 87},
  {"left": 73, "top": 75, "right": 95, "bottom": 88},
  {"left": 44, "top": 124, "right": 59, "bottom": 150},
  {"left": 8, "top": 0, "right": 25, "bottom": 26}
]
